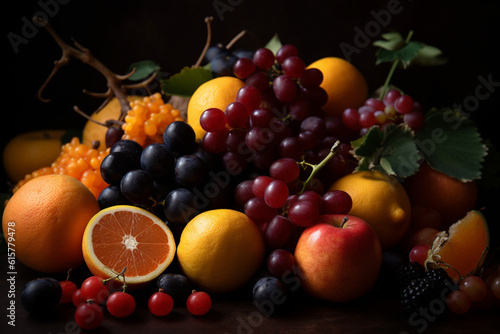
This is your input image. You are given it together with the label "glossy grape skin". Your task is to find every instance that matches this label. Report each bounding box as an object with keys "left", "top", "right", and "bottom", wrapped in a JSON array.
[
  {"left": 120, "top": 169, "right": 155, "bottom": 205},
  {"left": 244, "top": 196, "right": 277, "bottom": 224},
  {"left": 106, "top": 291, "right": 136, "bottom": 318},
  {"left": 204, "top": 44, "right": 225, "bottom": 63},
  {"left": 75, "top": 301, "right": 103, "bottom": 330},
  {"left": 211, "top": 51, "right": 239, "bottom": 77},
  {"left": 264, "top": 180, "right": 289, "bottom": 208},
  {"left": 110, "top": 139, "right": 143, "bottom": 166},
  {"left": 148, "top": 291, "right": 174, "bottom": 316},
  {"left": 200, "top": 108, "right": 227, "bottom": 132},
  {"left": 163, "top": 188, "right": 199, "bottom": 225},
  {"left": 98, "top": 185, "right": 130, "bottom": 209},
  {"left": 140, "top": 143, "right": 175, "bottom": 180},
  {"left": 100, "top": 151, "right": 138, "bottom": 185},
  {"left": 60, "top": 280, "right": 78, "bottom": 304},
  {"left": 174, "top": 155, "right": 207, "bottom": 188},
  {"left": 321, "top": 190, "right": 352, "bottom": 214},
  {"left": 21, "top": 278, "right": 62, "bottom": 315},
  {"left": 187, "top": 291, "right": 212, "bottom": 316},
  {"left": 105, "top": 125, "right": 125, "bottom": 148},
  {"left": 253, "top": 47, "right": 275, "bottom": 70},
  {"left": 288, "top": 199, "right": 320, "bottom": 227},
  {"left": 265, "top": 215, "right": 296, "bottom": 250},
  {"left": 80, "top": 276, "right": 110, "bottom": 305},
  {"left": 163, "top": 121, "right": 197, "bottom": 156},
  {"left": 267, "top": 249, "right": 295, "bottom": 279},
  {"left": 252, "top": 276, "right": 289, "bottom": 313},
  {"left": 156, "top": 273, "right": 193, "bottom": 304}
]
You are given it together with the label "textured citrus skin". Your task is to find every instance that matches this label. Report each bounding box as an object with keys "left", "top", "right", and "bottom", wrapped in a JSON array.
[
  {"left": 177, "top": 209, "right": 265, "bottom": 294},
  {"left": 187, "top": 77, "right": 245, "bottom": 141},
  {"left": 2, "top": 174, "right": 100, "bottom": 273},
  {"left": 307, "top": 57, "right": 368, "bottom": 117},
  {"left": 329, "top": 170, "right": 411, "bottom": 250},
  {"left": 82, "top": 205, "right": 176, "bottom": 288}
]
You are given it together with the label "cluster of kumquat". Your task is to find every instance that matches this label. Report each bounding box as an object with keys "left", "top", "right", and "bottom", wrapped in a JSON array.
[
  {"left": 13, "top": 137, "right": 109, "bottom": 199},
  {"left": 122, "top": 93, "right": 185, "bottom": 147}
]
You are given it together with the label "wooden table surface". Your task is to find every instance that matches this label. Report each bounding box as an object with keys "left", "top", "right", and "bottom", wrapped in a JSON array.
[{"left": 2, "top": 254, "right": 498, "bottom": 334}]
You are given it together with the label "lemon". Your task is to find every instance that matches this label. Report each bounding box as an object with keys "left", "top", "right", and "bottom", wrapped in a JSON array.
[
  {"left": 187, "top": 76, "right": 245, "bottom": 141},
  {"left": 329, "top": 170, "right": 411, "bottom": 250},
  {"left": 177, "top": 209, "right": 265, "bottom": 294}
]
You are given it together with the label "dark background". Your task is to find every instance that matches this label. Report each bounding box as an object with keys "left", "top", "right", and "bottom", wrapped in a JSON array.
[{"left": 3, "top": 0, "right": 500, "bottom": 209}]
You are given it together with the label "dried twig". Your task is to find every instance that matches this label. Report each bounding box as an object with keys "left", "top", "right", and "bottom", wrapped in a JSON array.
[{"left": 33, "top": 16, "right": 154, "bottom": 121}]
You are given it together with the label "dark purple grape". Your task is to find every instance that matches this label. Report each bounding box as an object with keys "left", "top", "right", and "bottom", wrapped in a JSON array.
[
  {"left": 105, "top": 126, "right": 124, "bottom": 148},
  {"left": 163, "top": 188, "right": 199, "bottom": 225},
  {"left": 120, "top": 169, "right": 154, "bottom": 205},
  {"left": 156, "top": 273, "right": 193, "bottom": 304},
  {"left": 21, "top": 278, "right": 62, "bottom": 315}
]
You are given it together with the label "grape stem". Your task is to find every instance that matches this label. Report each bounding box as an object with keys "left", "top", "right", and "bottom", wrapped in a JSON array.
[
  {"left": 103, "top": 267, "right": 128, "bottom": 292},
  {"left": 299, "top": 140, "right": 340, "bottom": 194},
  {"left": 378, "top": 30, "right": 414, "bottom": 100}
]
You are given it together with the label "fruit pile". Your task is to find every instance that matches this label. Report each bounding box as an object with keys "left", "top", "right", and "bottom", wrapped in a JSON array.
[
  {"left": 2, "top": 21, "right": 499, "bottom": 331},
  {"left": 11, "top": 137, "right": 110, "bottom": 199}
]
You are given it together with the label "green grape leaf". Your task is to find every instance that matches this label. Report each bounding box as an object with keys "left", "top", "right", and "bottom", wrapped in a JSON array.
[
  {"left": 161, "top": 66, "right": 213, "bottom": 97},
  {"left": 352, "top": 124, "right": 420, "bottom": 177},
  {"left": 127, "top": 60, "right": 161, "bottom": 81},
  {"left": 372, "top": 31, "right": 404, "bottom": 51},
  {"left": 415, "top": 108, "right": 488, "bottom": 181},
  {"left": 412, "top": 45, "right": 448, "bottom": 66},
  {"left": 376, "top": 41, "right": 423, "bottom": 67},
  {"left": 264, "top": 33, "right": 282, "bottom": 55}
]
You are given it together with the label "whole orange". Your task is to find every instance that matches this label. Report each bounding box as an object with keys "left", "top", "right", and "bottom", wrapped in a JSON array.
[
  {"left": 2, "top": 174, "right": 100, "bottom": 274},
  {"left": 307, "top": 57, "right": 368, "bottom": 117},
  {"left": 187, "top": 76, "right": 245, "bottom": 141},
  {"left": 403, "top": 162, "right": 478, "bottom": 229}
]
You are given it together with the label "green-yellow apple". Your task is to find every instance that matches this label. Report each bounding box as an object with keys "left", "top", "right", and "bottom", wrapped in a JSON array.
[
  {"left": 2, "top": 129, "right": 66, "bottom": 183},
  {"left": 294, "top": 214, "right": 382, "bottom": 303}
]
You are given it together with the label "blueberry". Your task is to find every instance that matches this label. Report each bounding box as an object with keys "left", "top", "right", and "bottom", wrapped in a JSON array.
[{"left": 21, "top": 278, "right": 62, "bottom": 315}]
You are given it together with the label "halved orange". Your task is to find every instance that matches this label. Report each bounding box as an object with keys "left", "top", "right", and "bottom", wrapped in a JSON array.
[
  {"left": 425, "top": 210, "right": 489, "bottom": 282},
  {"left": 82, "top": 205, "right": 176, "bottom": 288}
]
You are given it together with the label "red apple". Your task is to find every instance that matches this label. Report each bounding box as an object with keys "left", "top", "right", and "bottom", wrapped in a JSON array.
[{"left": 293, "top": 214, "right": 382, "bottom": 303}]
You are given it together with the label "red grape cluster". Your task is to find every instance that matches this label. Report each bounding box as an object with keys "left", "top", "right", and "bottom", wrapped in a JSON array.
[
  {"left": 341, "top": 88, "right": 425, "bottom": 136},
  {"left": 199, "top": 44, "right": 357, "bottom": 188},
  {"left": 234, "top": 156, "right": 353, "bottom": 281}
]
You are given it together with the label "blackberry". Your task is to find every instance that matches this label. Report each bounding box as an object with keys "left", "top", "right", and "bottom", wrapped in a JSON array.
[
  {"left": 395, "top": 263, "right": 425, "bottom": 291},
  {"left": 400, "top": 277, "right": 435, "bottom": 312},
  {"left": 425, "top": 268, "right": 456, "bottom": 296}
]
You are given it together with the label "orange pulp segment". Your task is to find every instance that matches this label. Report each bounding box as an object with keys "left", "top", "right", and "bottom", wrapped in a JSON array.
[
  {"left": 82, "top": 205, "right": 176, "bottom": 287},
  {"left": 425, "top": 210, "right": 489, "bottom": 282}
]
